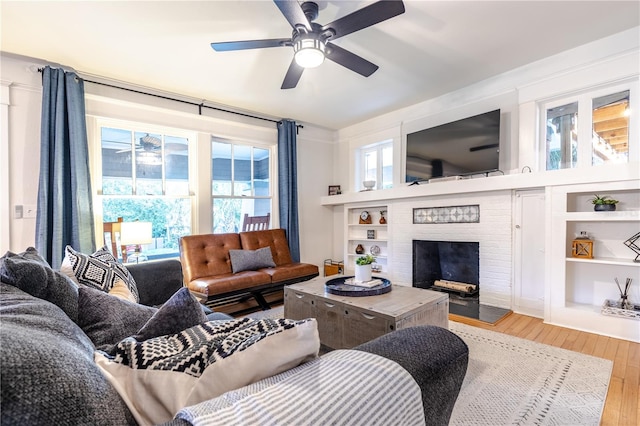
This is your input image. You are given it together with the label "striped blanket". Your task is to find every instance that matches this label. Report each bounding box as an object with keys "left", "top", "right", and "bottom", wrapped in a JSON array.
[{"left": 175, "top": 349, "right": 425, "bottom": 426}]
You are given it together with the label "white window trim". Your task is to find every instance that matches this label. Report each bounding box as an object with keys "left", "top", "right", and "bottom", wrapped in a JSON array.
[
  {"left": 0, "top": 82, "right": 11, "bottom": 251},
  {"left": 537, "top": 80, "right": 638, "bottom": 171},
  {"left": 211, "top": 137, "right": 277, "bottom": 232},
  {"left": 359, "top": 140, "right": 392, "bottom": 190},
  {"left": 88, "top": 117, "right": 197, "bottom": 246}
]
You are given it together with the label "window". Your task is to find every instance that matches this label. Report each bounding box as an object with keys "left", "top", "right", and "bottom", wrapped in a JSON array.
[
  {"left": 99, "top": 124, "right": 193, "bottom": 260},
  {"left": 360, "top": 141, "right": 393, "bottom": 190},
  {"left": 591, "top": 91, "right": 629, "bottom": 165},
  {"left": 542, "top": 86, "right": 632, "bottom": 170},
  {"left": 212, "top": 138, "right": 272, "bottom": 233},
  {"left": 546, "top": 102, "right": 578, "bottom": 170}
]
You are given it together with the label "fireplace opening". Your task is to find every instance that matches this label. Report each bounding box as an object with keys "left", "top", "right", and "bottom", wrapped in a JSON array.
[
  {"left": 412, "top": 239, "right": 511, "bottom": 323},
  {"left": 412, "top": 240, "right": 479, "bottom": 296}
]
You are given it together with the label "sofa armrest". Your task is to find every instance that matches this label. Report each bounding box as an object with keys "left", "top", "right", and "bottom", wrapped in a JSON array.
[
  {"left": 354, "top": 325, "right": 469, "bottom": 426},
  {"left": 126, "top": 259, "right": 184, "bottom": 307}
]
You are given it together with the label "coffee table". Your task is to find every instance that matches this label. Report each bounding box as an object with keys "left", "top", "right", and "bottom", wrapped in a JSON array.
[{"left": 284, "top": 276, "right": 449, "bottom": 349}]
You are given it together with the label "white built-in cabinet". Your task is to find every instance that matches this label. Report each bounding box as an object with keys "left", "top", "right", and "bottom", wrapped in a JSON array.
[
  {"left": 345, "top": 205, "right": 389, "bottom": 275},
  {"left": 513, "top": 189, "right": 546, "bottom": 318},
  {"left": 547, "top": 181, "right": 640, "bottom": 342}
]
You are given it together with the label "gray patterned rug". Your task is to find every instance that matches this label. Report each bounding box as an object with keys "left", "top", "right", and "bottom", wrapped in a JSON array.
[{"left": 243, "top": 307, "right": 612, "bottom": 425}]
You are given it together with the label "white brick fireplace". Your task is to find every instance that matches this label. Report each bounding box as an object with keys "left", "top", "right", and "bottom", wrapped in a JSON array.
[{"left": 387, "top": 190, "right": 513, "bottom": 309}]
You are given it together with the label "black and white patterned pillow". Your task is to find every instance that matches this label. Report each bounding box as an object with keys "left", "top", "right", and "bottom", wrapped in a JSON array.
[
  {"left": 61, "top": 245, "right": 139, "bottom": 302},
  {"left": 95, "top": 317, "right": 319, "bottom": 425}
]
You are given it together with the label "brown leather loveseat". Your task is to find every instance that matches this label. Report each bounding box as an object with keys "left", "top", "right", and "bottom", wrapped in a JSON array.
[{"left": 179, "top": 229, "right": 319, "bottom": 309}]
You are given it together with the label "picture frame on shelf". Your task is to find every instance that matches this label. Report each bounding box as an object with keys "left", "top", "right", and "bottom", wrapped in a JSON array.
[{"left": 328, "top": 185, "right": 341, "bottom": 196}]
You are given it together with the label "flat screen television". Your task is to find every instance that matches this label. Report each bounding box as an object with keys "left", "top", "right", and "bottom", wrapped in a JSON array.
[{"left": 405, "top": 109, "right": 501, "bottom": 182}]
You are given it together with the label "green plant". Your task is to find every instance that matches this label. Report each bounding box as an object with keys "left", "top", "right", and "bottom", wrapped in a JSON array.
[
  {"left": 355, "top": 254, "right": 376, "bottom": 265},
  {"left": 590, "top": 194, "right": 619, "bottom": 205}
]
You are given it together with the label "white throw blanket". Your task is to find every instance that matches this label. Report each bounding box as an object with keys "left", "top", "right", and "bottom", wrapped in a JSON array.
[{"left": 175, "top": 349, "right": 426, "bottom": 426}]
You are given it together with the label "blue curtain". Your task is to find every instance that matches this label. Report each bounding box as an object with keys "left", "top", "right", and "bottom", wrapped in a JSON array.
[
  {"left": 277, "top": 119, "right": 300, "bottom": 262},
  {"left": 36, "top": 66, "right": 95, "bottom": 267}
]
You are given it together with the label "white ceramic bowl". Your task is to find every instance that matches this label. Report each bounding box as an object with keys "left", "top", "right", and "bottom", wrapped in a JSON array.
[{"left": 363, "top": 180, "right": 376, "bottom": 190}]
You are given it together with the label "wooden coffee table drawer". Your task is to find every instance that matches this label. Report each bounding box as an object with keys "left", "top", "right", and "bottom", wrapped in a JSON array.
[{"left": 342, "top": 305, "right": 392, "bottom": 348}]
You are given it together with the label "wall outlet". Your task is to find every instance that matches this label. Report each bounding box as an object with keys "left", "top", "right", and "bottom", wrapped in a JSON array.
[{"left": 15, "top": 205, "right": 23, "bottom": 219}]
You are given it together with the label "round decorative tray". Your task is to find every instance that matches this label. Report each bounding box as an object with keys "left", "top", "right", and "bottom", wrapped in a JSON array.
[{"left": 325, "top": 276, "right": 391, "bottom": 297}]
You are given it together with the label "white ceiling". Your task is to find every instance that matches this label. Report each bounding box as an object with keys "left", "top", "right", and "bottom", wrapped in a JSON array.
[{"left": 2, "top": 1, "right": 639, "bottom": 130}]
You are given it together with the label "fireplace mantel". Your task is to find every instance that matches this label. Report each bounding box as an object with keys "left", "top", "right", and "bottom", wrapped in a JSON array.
[{"left": 321, "top": 164, "right": 639, "bottom": 206}]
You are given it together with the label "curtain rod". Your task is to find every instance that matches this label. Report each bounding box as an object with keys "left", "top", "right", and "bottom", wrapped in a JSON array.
[{"left": 37, "top": 67, "right": 303, "bottom": 132}]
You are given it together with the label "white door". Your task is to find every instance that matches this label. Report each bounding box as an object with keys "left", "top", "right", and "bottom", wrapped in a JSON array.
[{"left": 513, "top": 189, "right": 546, "bottom": 317}]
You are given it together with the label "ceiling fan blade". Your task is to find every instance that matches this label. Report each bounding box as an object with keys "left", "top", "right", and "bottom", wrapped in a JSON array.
[
  {"left": 211, "top": 38, "right": 291, "bottom": 51},
  {"left": 281, "top": 59, "right": 304, "bottom": 89},
  {"left": 325, "top": 43, "right": 378, "bottom": 77},
  {"left": 321, "top": 0, "right": 405, "bottom": 41},
  {"left": 273, "top": 0, "right": 312, "bottom": 31}
]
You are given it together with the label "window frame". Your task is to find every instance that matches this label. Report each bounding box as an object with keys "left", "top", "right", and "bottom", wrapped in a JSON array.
[
  {"left": 211, "top": 137, "right": 276, "bottom": 233},
  {"left": 91, "top": 118, "right": 197, "bottom": 259},
  {"left": 538, "top": 81, "right": 637, "bottom": 171},
  {"left": 358, "top": 139, "right": 393, "bottom": 190}
]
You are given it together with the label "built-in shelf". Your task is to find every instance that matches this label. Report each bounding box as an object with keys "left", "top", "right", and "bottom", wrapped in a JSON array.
[
  {"left": 560, "top": 211, "right": 640, "bottom": 221},
  {"left": 345, "top": 205, "right": 389, "bottom": 275},
  {"left": 564, "top": 301, "right": 602, "bottom": 313},
  {"left": 347, "top": 254, "right": 387, "bottom": 259},
  {"left": 549, "top": 180, "right": 640, "bottom": 342},
  {"left": 322, "top": 164, "right": 639, "bottom": 206},
  {"left": 566, "top": 257, "right": 640, "bottom": 267}
]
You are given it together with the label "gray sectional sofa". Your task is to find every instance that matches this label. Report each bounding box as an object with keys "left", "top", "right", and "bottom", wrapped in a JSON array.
[{"left": 0, "top": 249, "right": 469, "bottom": 425}]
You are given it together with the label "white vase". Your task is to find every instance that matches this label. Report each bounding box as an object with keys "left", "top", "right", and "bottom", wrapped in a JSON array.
[{"left": 355, "top": 264, "right": 372, "bottom": 282}]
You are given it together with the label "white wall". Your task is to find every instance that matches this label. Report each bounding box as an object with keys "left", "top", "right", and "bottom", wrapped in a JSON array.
[
  {"left": 1, "top": 58, "right": 43, "bottom": 253},
  {"left": 0, "top": 53, "right": 337, "bottom": 270}
]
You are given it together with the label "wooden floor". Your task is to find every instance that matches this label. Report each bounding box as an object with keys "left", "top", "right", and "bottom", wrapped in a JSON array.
[
  {"left": 453, "top": 312, "right": 639, "bottom": 426},
  {"left": 214, "top": 293, "right": 638, "bottom": 426}
]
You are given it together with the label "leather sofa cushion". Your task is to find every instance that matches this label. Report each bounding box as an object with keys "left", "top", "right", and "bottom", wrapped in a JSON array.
[
  {"left": 180, "top": 233, "right": 241, "bottom": 283},
  {"left": 259, "top": 263, "right": 320, "bottom": 283},
  {"left": 239, "top": 229, "right": 293, "bottom": 266},
  {"left": 188, "top": 271, "right": 272, "bottom": 297}
]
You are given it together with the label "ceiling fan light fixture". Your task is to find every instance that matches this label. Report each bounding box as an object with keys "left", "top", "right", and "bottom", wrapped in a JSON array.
[{"left": 293, "top": 35, "right": 325, "bottom": 68}]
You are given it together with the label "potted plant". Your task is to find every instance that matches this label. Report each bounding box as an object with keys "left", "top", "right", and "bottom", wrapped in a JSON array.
[
  {"left": 590, "top": 194, "right": 619, "bottom": 212},
  {"left": 355, "top": 254, "right": 376, "bottom": 282}
]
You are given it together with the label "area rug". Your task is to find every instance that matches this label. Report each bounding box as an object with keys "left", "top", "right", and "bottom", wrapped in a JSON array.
[
  {"left": 243, "top": 307, "right": 612, "bottom": 425},
  {"left": 448, "top": 321, "right": 611, "bottom": 426}
]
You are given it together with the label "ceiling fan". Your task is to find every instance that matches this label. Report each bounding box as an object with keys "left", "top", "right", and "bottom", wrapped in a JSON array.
[
  {"left": 117, "top": 134, "right": 186, "bottom": 155},
  {"left": 211, "top": 0, "right": 405, "bottom": 89}
]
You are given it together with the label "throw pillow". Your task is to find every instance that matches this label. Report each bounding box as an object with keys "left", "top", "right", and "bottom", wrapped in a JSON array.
[
  {"left": 78, "top": 286, "right": 157, "bottom": 351},
  {"left": 133, "top": 287, "right": 208, "bottom": 342},
  {"left": 78, "top": 286, "right": 209, "bottom": 352},
  {"left": 229, "top": 246, "right": 276, "bottom": 274},
  {"left": 61, "top": 245, "right": 139, "bottom": 302},
  {"left": 0, "top": 248, "right": 79, "bottom": 322},
  {"left": 108, "top": 278, "right": 137, "bottom": 303},
  {"left": 95, "top": 317, "right": 319, "bottom": 425}
]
